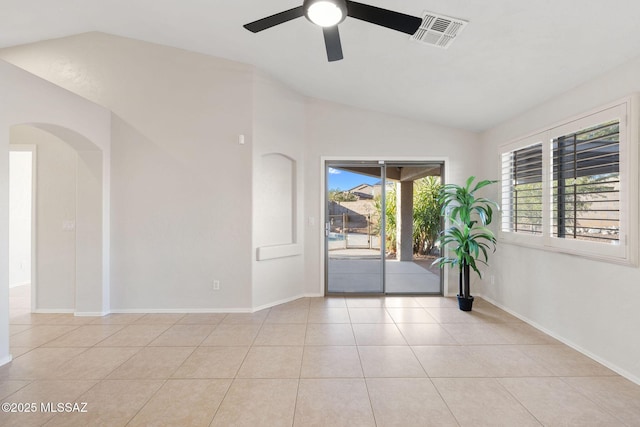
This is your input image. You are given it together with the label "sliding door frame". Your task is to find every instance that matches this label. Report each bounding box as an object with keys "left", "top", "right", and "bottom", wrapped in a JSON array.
[
  {"left": 324, "top": 160, "right": 386, "bottom": 296},
  {"left": 320, "top": 156, "right": 450, "bottom": 296}
]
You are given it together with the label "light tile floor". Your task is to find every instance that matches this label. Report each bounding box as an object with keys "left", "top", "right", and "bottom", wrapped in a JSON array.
[{"left": 2, "top": 291, "right": 640, "bottom": 426}]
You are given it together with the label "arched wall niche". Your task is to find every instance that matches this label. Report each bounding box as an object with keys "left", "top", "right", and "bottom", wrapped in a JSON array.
[{"left": 255, "top": 152, "right": 301, "bottom": 260}]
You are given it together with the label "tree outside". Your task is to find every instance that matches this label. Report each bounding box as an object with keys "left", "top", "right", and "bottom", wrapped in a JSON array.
[
  {"left": 329, "top": 188, "right": 358, "bottom": 202},
  {"left": 374, "top": 176, "right": 442, "bottom": 256},
  {"left": 373, "top": 187, "right": 396, "bottom": 252},
  {"left": 413, "top": 176, "right": 442, "bottom": 255}
]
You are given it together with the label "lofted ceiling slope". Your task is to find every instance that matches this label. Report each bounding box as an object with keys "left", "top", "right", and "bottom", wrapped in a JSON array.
[{"left": 1, "top": 0, "right": 640, "bottom": 131}]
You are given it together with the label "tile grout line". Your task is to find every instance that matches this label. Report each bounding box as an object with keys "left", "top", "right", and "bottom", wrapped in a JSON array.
[
  {"left": 290, "top": 307, "right": 312, "bottom": 427},
  {"left": 150, "top": 313, "right": 232, "bottom": 426},
  {"left": 556, "top": 375, "right": 631, "bottom": 426},
  {"left": 207, "top": 308, "right": 271, "bottom": 425},
  {"left": 349, "top": 300, "right": 377, "bottom": 426},
  {"left": 493, "top": 377, "right": 545, "bottom": 426},
  {"left": 108, "top": 317, "right": 186, "bottom": 425},
  {"left": 123, "top": 378, "right": 169, "bottom": 426},
  {"left": 427, "top": 377, "right": 463, "bottom": 427},
  {"left": 5, "top": 296, "right": 640, "bottom": 425}
]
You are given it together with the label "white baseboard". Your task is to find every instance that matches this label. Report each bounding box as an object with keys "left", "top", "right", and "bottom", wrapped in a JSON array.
[
  {"left": 252, "top": 294, "right": 307, "bottom": 312},
  {"left": 108, "top": 307, "right": 253, "bottom": 314},
  {"left": 74, "top": 312, "right": 109, "bottom": 317},
  {"left": 33, "top": 309, "right": 74, "bottom": 314},
  {"left": 109, "top": 294, "right": 326, "bottom": 315},
  {"left": 29, "top": 294, "right": 328, "bottom": 317},
  {"left": 0, "top": 354, "right": 13, "bottom": 367},
  {"left": 304, "top": 292, "right": 324, "bottom": 298},
  {"left": 479, "top": 294, "right": 640, "bottom": 386},
  {"left": 252, "top": 293, "right": 328, "bottom": 312}
]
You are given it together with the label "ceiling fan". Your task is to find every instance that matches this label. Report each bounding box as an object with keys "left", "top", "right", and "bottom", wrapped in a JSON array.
[{"left": 243, "top": 0, "right": 423, "bottom": 62}]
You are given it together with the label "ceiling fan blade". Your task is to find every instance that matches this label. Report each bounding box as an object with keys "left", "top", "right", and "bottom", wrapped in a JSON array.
[
  {"left": 243, "top": 6, "right": 305, "bottom": 33},
  {"left": 346, "top": 1, "right": 422, "bottom": 35},
  {"left": 323, "top": 26, "right": 344, "bottom": 62}
]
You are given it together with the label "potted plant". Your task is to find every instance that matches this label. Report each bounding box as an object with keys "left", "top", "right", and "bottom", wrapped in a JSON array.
[{"left": 434, "top": 176, "right": 498, "bottom": 311}]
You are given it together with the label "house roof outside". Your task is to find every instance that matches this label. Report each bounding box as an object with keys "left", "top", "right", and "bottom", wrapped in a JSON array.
[{"left": 347, "top": 183, "right": 373, "bottom": 193}]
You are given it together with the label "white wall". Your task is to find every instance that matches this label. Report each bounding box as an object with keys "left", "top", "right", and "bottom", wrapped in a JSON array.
[
  {"left": 480, "top": 55, "right": 640, "bottom": 382},
  {"left": 107, "top": 46, "right": 254, "bottom": 311},
  {"left": 0, "top": 33, "right": 487, "bottom": 313},
  {"left": 11, "top": 126, "right": 77, "bottom": 311},
  {"left": 75, "top": 149, "right": 103, "bottom": 314},
  {"left": 251, "top": 72, "right": 306, "bottom": 309},
  {"left": 1, "top": 33, "right": 256, "bottom": 311},
  {"left": 8, "top": 150, "right": 32, "bottom": 287},
  {"left": 0, "top": 59, "right": 111, "bottom": 365},
  {"left": 3, "top": 29, "right": 639, "bottom": 384},
  {"left": 304, "top": 99, "right": 481, "bottom": 296}
]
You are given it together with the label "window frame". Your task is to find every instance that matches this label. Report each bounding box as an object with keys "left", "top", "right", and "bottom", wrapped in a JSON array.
[
  {"left": 500, "top": 134, "right": 545, "bottom": 246},
  {"left": 498, "top": 96, "right": 639, "bottom": 266}
]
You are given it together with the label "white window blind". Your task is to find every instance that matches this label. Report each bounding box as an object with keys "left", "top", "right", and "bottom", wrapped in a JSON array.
[
  {"left": 498, "top": 98, "right": 637, "bottom": 265},
  {"left": 501, "top": 143, "right": 543, "bottom": 235}
]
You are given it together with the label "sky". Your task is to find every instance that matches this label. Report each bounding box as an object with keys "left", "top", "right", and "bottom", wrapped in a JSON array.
[{"left": 328, "top": 167, "right": 380, "bottom": 191}]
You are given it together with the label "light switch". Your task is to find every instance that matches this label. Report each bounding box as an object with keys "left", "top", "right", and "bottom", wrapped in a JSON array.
[{"left": 62, "top": 220, "right": 75, "bottom": 231}]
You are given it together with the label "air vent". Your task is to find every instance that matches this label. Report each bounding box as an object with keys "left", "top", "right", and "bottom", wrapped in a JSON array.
[{"left": 410, "top": 11, "right": 468, "bottom": 49}]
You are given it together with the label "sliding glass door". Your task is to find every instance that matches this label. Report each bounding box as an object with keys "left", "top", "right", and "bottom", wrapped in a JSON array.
[
  {"left": 326, "top": 162, "right": 384, "bottom": 293},
  {"left": 383, "top": 162, "right": 444, "bottom": 294},
  {"left": 325, "top": 160, "right": 444, "bottom": 295}
]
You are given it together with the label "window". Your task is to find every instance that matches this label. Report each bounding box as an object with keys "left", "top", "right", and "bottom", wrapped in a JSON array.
[
  {"left": 499, "top": 99, "right": 638, "bottom": 265},
  {"left": 551, "top": 121, "right": 620, "bottom": 243},
  {"left": 501, "top": 142, "right": 543, "bottom": 235}
]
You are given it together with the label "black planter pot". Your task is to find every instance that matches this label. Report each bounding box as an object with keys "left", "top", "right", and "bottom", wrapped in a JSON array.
[{"left": 457, "top": 295, "right": 474, "bottom": 311}]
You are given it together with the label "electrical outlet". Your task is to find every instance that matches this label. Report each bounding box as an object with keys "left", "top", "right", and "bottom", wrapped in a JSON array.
[
  {"left": 490, "top": 275, "right": 495, "bottom": 285},
  {"left": 213, "top": 280, "right": 220, "bottom": 291}
]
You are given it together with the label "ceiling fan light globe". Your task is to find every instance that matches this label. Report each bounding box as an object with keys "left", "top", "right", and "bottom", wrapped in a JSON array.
[{"left": 304, "top": 0, "right": 347, "bottom": 27}]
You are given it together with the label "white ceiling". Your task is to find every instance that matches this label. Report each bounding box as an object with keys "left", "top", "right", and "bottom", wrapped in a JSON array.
[{"left": 2, "top": 0, "right": 640, "bottom": 131}]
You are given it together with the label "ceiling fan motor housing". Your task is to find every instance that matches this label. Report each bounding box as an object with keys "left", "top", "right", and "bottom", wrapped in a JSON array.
[{"left": 303, "top": 0, "right": 348, "bottom": 27}]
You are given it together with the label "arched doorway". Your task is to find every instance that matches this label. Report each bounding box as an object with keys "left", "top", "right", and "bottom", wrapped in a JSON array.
[{"left": 9, "top": 123, "right": 107, "bottom": 316}]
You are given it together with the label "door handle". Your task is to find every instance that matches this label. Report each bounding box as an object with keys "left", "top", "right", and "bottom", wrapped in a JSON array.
[{"left": 325, "top": 222, "right": 330, "bottom": 237}]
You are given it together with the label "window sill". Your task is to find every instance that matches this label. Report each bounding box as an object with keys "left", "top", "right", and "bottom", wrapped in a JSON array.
[{"left": 498, "top": 233, "right": 636, "bottom": 267}]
